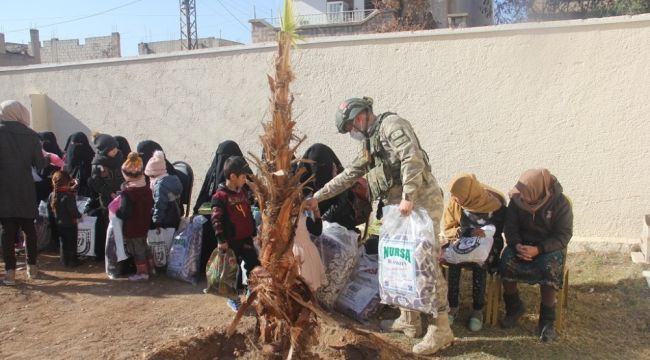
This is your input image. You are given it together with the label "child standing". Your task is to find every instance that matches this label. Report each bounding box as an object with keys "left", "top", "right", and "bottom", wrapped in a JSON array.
[
  {"left": 211, "top": 156, "right": 260, "bottom": 311},
  {"left": 145, "top": 150, "right": 183, "bottom": 268},
  {"left": 145, "top": 150, "right": 183, "bottom": 230},
  {"left": 116, "top": 152, "right": 153, "bottom": 282},
  {"left": 48, "top": 171, "right": 82, "bottom": 267}
]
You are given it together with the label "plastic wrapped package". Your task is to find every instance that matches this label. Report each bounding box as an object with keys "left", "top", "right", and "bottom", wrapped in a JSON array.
[
  {"left": 167, "top": 216, "right": 206, "bottom": 284},
  {"left": 35, "top": 216, "right": 50, "bottom": 251},
  {"left": 146, "top": 228, "right": 176, "bottom": 267},
  {"left": 443, "top": 225, "right": 495, "bottom": 265},
  {"left": 334, "top": 251, "right": 382, "bottom": 322},
  {"left": 313, "top": 221, "right": 360, "bottom": 308},
  {"left": 77, "top": 215, "right": 97, "bottom": 257},
  {"left": 378, "top": 205, "right": 438, "bottom": 315},
  {"left": 205, "top": 248, "right": 238, "bottom": 297}
]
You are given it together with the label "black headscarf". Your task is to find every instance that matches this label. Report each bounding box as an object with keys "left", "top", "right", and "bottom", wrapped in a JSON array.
[
  {"left": 136, "top": 140, "right": 176, "bottom": 176},
  {"left": 38, "top": 131, "right": 64, "bottom": 157},
  {"left": 114, "top": 136, "right": 131, "bottom": 156},
  {"left": 193, "top": 140, "right": 244, "bottom": 213},
  {"left": 299, "top": 143, "right": 344, "bottom": 215},
  {"left": 63, "top": 132, "right": 96, "bottom": 197}
]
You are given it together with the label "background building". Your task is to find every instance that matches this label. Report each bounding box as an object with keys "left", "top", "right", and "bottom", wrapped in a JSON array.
[
  {"left": 0, "top": 30, "right": 120, "bottom": 67},
  {"left": 138, "top": 37, "right": 241, "bottom": 55}
]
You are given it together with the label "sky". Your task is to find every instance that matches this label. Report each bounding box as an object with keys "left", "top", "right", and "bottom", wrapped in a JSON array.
[{"left": 1, "top": 0, "right": 285, "bottom": 57}]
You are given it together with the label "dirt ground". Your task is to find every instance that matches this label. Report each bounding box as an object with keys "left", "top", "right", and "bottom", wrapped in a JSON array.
[{"left": 1, "top": 251, "right": 649, "bottom": 360}]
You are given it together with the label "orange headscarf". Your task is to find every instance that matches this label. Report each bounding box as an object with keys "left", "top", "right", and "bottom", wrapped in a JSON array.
[
  {"left": 509, "top": 168, "right": 556, "bottom": 215},
  {"left": 449, "top": 174, "right": 502, "bottom": 213},
  {"left": 443, "top": 174, "right": 502, "bottom": 240}
]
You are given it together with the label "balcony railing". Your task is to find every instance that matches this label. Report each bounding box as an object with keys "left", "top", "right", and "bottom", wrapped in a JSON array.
[{"left": 260, "top": 9, "right": 376, "bottom": 28}]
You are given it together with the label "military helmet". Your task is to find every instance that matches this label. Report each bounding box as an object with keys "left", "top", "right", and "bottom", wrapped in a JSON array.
[{"left": 335, "top": 97, "right": 373, "bottom": 134}]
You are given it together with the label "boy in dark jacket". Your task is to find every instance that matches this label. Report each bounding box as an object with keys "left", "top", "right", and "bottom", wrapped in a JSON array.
[
  {"left": 116, "top": 152, "right": 153, "bottom": 282},
  {"left": 211, "top": 156, "right": 260, "bottom": 311},
  {"left": 48, "top": 170, "right": 83, "bottom": 267}
]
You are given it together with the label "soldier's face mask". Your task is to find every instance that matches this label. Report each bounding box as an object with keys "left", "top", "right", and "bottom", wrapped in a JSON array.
[
  {"left": 348, "top": 112, "right": 370, "bottom": 141},
  {"left": 349, "top": 128, "right": 366, "bottom": 141}
]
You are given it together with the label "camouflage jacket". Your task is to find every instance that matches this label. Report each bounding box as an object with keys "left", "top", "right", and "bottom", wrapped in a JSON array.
[{"left": 314, "top": 113, "right": 444, "bottom": 225}]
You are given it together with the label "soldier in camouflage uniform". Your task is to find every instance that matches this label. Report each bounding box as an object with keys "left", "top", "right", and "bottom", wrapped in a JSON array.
[{"left": 305, "top": 97, "right": 454, "bottom": 355}]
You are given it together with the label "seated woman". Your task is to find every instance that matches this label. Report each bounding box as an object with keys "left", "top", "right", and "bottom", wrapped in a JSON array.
[
  {"left": 499, "top": 168, "right": 573, "bottom": 342},
  {"left": 442, "top": 174, "right": 506, "bottom": 332}
]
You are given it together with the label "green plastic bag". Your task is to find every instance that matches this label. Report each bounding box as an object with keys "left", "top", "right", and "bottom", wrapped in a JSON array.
[
  {"left": 205, "top": 248, "right": 239, "bottom": 297},
  {"left": 197, "top": 202, "right": 212, "bottom": 216}
]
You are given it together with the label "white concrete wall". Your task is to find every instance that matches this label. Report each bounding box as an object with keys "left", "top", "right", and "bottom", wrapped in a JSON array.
[{"left": 1, "top": 15, "right": 649, "bottom": 239}]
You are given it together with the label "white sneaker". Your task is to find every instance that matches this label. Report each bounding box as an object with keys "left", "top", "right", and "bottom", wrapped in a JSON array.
[{"left": 469, "top": 310, "right": 483, "bottom": 332}]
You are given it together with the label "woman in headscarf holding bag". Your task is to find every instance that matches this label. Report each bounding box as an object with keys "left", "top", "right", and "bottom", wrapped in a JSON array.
[
  {"left": 441, "top": 174, "right": 506, "bottom": 332},
  {"left": 63, "top": 132, "right": 95, "bottom": 197},
  {"left": 193, "top": 140, "right": 246, "bottom": 274},
  {"left": 0, "top": 100, "right": 49, "bottom": 284},
  {"left": 299, "top": 143, "right": 370, "bottom": 231},
  {"left": 499, "top": 168, "right": 573, "bottom": 343}
]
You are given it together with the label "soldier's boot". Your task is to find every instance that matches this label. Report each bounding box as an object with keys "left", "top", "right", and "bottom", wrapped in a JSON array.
[
  {"left": 500, "top": 291, "right": 525, "bottom": 328},
  {"left": 412, "top": 312, "right": 454, "bottom": 355},
  {"left": 538, "top": 303, "right": 556, "bottom": 343},
  {"left": 380, "top": 309, "right": 423, "bottom": 338}
]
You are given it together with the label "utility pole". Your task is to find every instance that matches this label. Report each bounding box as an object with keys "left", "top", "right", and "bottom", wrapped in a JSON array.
[{"left": 179, "top": 0, "right": 198, "bottom": 50}]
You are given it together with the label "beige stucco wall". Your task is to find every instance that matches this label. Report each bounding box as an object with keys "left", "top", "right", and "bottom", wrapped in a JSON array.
[{"left": 1, "top": 15, "right": 648, "bottom": 239}]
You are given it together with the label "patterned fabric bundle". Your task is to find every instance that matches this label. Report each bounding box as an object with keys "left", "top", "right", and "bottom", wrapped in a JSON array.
[
  {"left": 313, "top": 221, "right": 360, "bottom": 308},
  {"left": 378, "top": 205, "right": 438, "bottom": 315}
]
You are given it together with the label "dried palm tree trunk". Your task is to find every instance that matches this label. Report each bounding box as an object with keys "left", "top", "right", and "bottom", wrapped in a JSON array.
[{"left": 226, "top": 1, "right": 319, "bottom": 358}]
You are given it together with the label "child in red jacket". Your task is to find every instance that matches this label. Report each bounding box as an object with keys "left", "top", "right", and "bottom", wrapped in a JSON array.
[
  {"left": 116, "top": 152, "right": 153, "bottom": 282},
  {"left": 211, "top": 156, "right": 260, "bottom": 311}
]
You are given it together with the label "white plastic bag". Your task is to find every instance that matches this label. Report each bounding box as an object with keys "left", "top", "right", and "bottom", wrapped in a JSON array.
[
  {"left": 443, "top": 225, "right": 495, "bottom": 265},
  {"left": 38, "top": 200, "right": 49, "bottom": 218},
  {"left": 314, "top": 221, "right": 360, "bottom": 308},
  {"left": 77, "top": 215, "right": 97, "bottom": 256},
  {"left": 76, "top": 196, "right": 90, "bottom": 214},
  {"left": 105, "top": 216, "right": 128, "bottom": 277},
  {"left": 378, "top": 205, "right": 438, "bottom": 315},
  {"left": 334, "top": 250, "right": 382, "bottom": 322},
  {"left": 35, "top": 216, "right": 50, "bottom": 251},
  {"left": 147, "top": 228, "right": 176, "bottom": 267}
]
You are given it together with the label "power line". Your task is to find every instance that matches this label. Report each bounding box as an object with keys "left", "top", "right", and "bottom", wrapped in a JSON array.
[
  {"left": 4, "top": 0, "right": 146, "bottom": 34},
  {"left": 214, "top": 0, "right": 250, "bottom": 31},
  {"left": 224, "top": 0, "right": 252, "bottom": 17}
]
